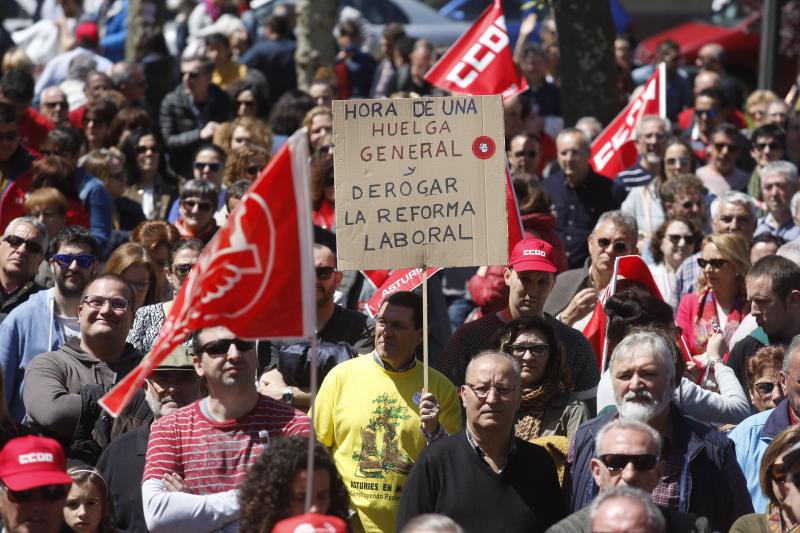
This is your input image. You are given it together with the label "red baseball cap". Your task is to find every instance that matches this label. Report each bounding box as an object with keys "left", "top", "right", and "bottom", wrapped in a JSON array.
[
  {"left": 271, "top": 513, "right": 347, "bottom": 533},
  {"left": 0, "top": 436, "right": 72, "bottom": 491},
  {"left": 508, "top": 237, "right": 557, "bottom": 273},
  {"left": 75, "top": 22, "right": 99, "bottom": 46}
]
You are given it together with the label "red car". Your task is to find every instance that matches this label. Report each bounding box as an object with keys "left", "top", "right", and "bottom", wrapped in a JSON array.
[{"left": 635, "top": 4, "right": 762, "bottom": 84}]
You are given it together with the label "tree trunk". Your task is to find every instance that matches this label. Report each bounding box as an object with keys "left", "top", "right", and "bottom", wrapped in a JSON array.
[
  {"left": 552, "top": 0, "right": 621, "bottom": 126},
  {"left": 295, "top": 0, "right": 337, "bottom": 91},
  {"left": 125, "top": 0, "right": 166, "bottom": 62}
]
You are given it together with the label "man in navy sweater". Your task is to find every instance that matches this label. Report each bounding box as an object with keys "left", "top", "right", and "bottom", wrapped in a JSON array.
[{"left": 397, "top": 350, "right": 565, "bottom": 532}]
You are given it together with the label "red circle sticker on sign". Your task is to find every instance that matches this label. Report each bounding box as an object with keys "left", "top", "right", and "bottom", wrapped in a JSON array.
[{"left": 472, "top": 136, "right": 496, "bottom": 160}]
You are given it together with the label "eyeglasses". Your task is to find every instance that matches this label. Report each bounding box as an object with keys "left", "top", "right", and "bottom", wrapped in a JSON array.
[
  {"left": 666, "top": 234, "right": 695, "bottom": 245},
  {"left": 681, "top": 199, "right": 704, "bottom": 209},
  {"left": 172, "top": 263, "right": 194, "bottom": 277},
  {"left": 697, "top": 258, "right": 728, "bottom": 269},
  {"left": 81, "top": 295, "right": 129, "bottom": 311},
  {"left": 598, "top": 453, "right": 659, "bottom": 473},
  {"left": 713, "top": 142, "right": 738, "bottom": 152},
  {"left": 771, "top": 463, "right": 788, "bottom": 484},
  {"left": 42, "top": 101, "right": 68, "bottom": 109},
  {"left": 245, "top": 166, "right": 261, "bottom": 176},
  {"left": 0, "top": 130, "right": 18, "bottom": 142},
  {"left": 52, "top": 253, "right": 96, "bottom": 268},
  {"left": 182, "top": 199, "right": 214, "bottom": 213},
  {"left": 754, "top": 382, "right": 777, "bottom": 395},
  {"left": 193, "top": 162, "right": 221, "bottom": 172},
  {"left": 508, "top": 343, "right": 549, "bottom": 358},
  {"left": 464, "top": 383, "right": 517, "bottom": 400},
  {"left": 595, "top": 238, "right": 628, "bottom": 254},
  {"left": 754, "top": 141, "right": 783, "bottom": 152},
  {"left": 316, "top": 266, "right": 335, "bottom": 280},
  {"left": 3, "top": 235, "right": 43, "bottom": 255},
  {"left": 695, "top": 109, "right": 717, "bottom": 119},
  {"left": 1, "top": 483, "right": 68, "bottom": 503},
  {"left": 135, "top": 145, "right": 157, "bottom": 154},
  {"left": 665, "top": 157, "right": 689, "bottom": 166},
  {"left": 512, "top": 150, "right": 537, "bottom": 158},
  {"left": 200, "top": 338, "right": 255, "bottom": 355}
]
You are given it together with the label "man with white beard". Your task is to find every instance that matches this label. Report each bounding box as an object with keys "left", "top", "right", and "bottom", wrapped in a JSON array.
[
  {"left": 96, "top": 346, "right": 203, "bottom": 532},
  {"left": 567, "top": 330, "right": 752, "bottom": 533}
]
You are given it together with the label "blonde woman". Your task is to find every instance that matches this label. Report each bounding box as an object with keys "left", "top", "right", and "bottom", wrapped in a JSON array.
[{"left": 676, "top": 232, "right": 750, "bottom": 356}]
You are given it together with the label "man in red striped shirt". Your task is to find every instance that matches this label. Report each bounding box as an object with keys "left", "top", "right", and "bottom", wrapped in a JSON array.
[{"left": 142, "top": 325, "right": 311, "bottom": 533}]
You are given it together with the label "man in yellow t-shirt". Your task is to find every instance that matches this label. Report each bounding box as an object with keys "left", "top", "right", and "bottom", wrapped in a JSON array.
[{"left": 314, "top": 291, "right": 462, "bottom": 533}]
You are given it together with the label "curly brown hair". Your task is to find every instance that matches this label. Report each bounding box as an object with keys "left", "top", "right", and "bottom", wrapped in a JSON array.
[
  {"left": 746, "top": 345, "right": 784, "bottom": 387},
  {"left": 224, "top": 144, "right": 269, "bottom": 187},
  {"left": 238, "top": 436, "right": 349, "bottom": 533},
  {"left": 648, "top": 215, "right": 703, "bottom": 265},
  {"left": 497, "top": 316, "right": 572, "bottom": 391},
  {"left": 213, "top": 116, "right": 271, "bottom": 156}
]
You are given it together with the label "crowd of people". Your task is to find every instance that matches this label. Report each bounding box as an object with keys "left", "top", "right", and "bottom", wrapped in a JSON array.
[{"left": 0, "top": 1, "right": 798, "bottom": 532}]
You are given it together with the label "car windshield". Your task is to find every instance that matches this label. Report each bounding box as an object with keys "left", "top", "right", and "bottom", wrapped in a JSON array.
[
  {"left": 707, "top": 0, "right": 758, "bottom": 27},
  {"left": 443, "top": 0, "right": 522, "bottom": 21}
]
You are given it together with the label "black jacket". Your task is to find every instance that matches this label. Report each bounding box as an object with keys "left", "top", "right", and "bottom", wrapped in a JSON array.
[{"left": 97, "top": 424, "right": 151, "bottom": 532}]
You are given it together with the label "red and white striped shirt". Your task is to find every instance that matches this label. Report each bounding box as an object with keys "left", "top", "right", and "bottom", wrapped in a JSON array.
[{"left": 143, "top": 395, "right": 311, "bottom": 493}]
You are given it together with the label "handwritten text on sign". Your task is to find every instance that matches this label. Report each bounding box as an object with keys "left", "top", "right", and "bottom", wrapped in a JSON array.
[{"left": 333, "top": 96, "right": 507, "bottom": 271}]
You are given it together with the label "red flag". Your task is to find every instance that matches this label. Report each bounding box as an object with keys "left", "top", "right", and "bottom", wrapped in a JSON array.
[
  {"left": 99, "top": 130, "right": 315, "bottom": 416},
  {"left": 589, "top": 63, "right": 666, "bottom": 178},
  {"left": 366, "top": 267, "right": 441, "bottom": 316},
  {"left": 505, "top": 167, "right": 524, "bottom": 251},
  {"left": 424, "top": 0, "right": 528, "bottom": 102}
]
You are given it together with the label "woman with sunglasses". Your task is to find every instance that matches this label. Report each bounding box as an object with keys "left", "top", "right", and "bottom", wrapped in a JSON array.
[
  {"left": 127, "top": 240, "right": 203, "bottom": 354},
  {"left": 648, "top": 216, "right": 703, "bottom": 305},
  {"left": 676, "top": 232, "right": 750, "bottom": 356},
  {"left": 223, "top": 144, "right": 268, "bottom": 188},
  {"left": 498, "top": 316, "right": 588, "bottom": 442},
  {"left": 121, "top": 129, "right": 179, "bottom": 221},
  {"left": 746, "top": 345, "right": 785, "bottom": 413},
  {"left": 175, "top": 180, "right": 219, "bottom": 244},
  {"left": 731, "top": 426, "right": 800, "bottom": 532}
]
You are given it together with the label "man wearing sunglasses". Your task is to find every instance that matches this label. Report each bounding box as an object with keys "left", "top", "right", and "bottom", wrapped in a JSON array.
[
  {"left": 0, "top": 226, "right": 98, "bottom": 422},
  {"left": 545, "top": 211, "right": 638, "bottom": 330},
  {"left": 23, "top": 274, "right": 141, "bottom": 463},
  {"left": 549, "top": 419, "right": 707, "bottom": 532},
  {"left": 160, "top": 54, "right": 232, "bottom": 180},
  {"left": 260, "top": 244, "right": 375, "bottom": 409},
  {"left": 696, "top": 124, "right": 749, "bottom": 195},
  {"left": 570, "top": 331, "right": 752, "bottom": 532},
  {"left": 507, "top": 133, "right": 540, "bottom": 178},
  {"left": 143, "top": 325, "right": 309, "bottom": 533},
  {"left": 747, "top": 124, "right": 787, "bottom": 200},
  {"left": 0, "top": 217, "right": 47, "bottom": 323},
  {"left": 0, "top": 435, "right": 72, "bottom": 533},
  {"left": 686, "top": 88, "right": 724, "bottom": 162}
]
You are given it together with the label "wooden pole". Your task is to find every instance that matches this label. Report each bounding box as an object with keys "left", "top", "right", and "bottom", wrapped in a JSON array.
[{"left": 422, "top": 266, "right": 429, "bottom": 393}]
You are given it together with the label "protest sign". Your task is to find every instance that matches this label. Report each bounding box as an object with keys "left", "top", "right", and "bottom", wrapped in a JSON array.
[{"left": 333, "top": 95, "right": 508, "bottom": 271}]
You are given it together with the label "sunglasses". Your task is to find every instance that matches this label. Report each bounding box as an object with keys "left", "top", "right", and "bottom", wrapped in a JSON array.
[
  {"left": 182, "top": 199, "right": 214, "bottom": 213},
  {"left": 193, "top": 162, "right": 221, "bottom": 172},
  {"left": 2, "top": 483, "right": 68, "bottom": 503},
  {"left": 82, "top": 295, "right": 129, "bottom": 311},
  {"left": 4, "top": 235, "right": 43, "bottom": 255},
  {"left": 200, "top": 338, "right": 255, "bottom": 355},
  {"left": 666, "top": 234, "right": 695, "bottom": 245},
  {"left": 754, "top": 142, "right": 782, "bottom": 152},
  {"left": 695, "top": 109, "right": 717, "bottom": 119},
  {"left": 512, "top": 150, "right": 537, "bottom": 158},
  {"left": 595, "top": 238, "right": 628, "bottom": 253},
  {"left": 754, "top": 382, "right": 777, "bottom": 395},
  {"left": 136, "top": 145, "right": 157, "bottom": 154},
  {"left": 598, "top": 453, "right": 658, "bottom": 473},
  {"left": 316, "top": 266, "right": 335, "bottom": 280},
  {"left": 713, "top": 142, "right": 738, "bottom": 152},
  {"left": 52, "top": 253, "right": 96, "bottom": 269},
  {"left": 245, "top": 166, "right": 261, "bottom": 176},
  {"left": 697, "top": 258, "right": 728, "bottom": 269},
  {"left": 172, "top": 263, "right": 194, "bottom": 277},
  {"left": 681, "top": 199, "right": 703, "bottom": 209},
  {"left": 508, "top": 343, "right": 549, "bottom": 357}
]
